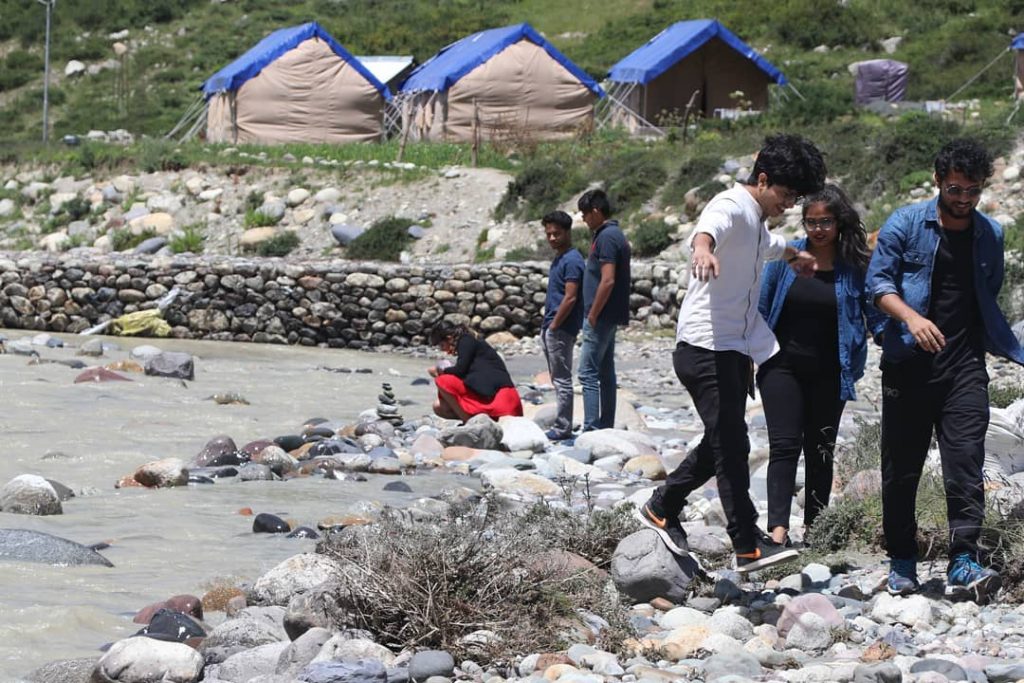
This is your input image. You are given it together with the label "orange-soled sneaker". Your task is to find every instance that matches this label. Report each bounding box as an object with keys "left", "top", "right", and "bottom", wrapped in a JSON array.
[
  {"left": 635, "top": 497, "right": 690, "bottom": 556},
  {"left": 734, "top": 534, "right": 800, "bottom": 574}
]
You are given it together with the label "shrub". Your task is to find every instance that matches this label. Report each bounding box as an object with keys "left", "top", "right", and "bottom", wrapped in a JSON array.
[
  {"left": 990, "top": 383, "right": 1024, "bottom": 409},
  {"left": 591, "top": 149, "right": 668, "bottom": 214},
  {"left": 169, "top": 224, "right": 205, "bottom": 254},
  {"left": 494, "top": 158, "right": 580, "bottom": 220},
  {"left": 244, "top": 190, "right": 263, "bottom": 214},
  {"left": 661, "top": 154, "right": 724, "bottom": 207},
  {"left": 317, "top": 500, "right": 632, "bottom": 661},
  {"left": 346, "top": 216, "right": 414, "bottom": 261},
  {"left": 136, "top": 139, "right": 187, "bottom": 173},
  {"left": 61, "top": 196, "right": 91, "bottom": 221},
  {"left": 110, "top": 228, "right": 156, "bottom": 252},
  {"left": 630, "top": 217, "right": 674, "bottom": 258},
  {"left": 244, "top": 210, "right": 280, "bottom": 229},
  {"left": 256, "top": 230, "right": 300, "bottom": 257}
]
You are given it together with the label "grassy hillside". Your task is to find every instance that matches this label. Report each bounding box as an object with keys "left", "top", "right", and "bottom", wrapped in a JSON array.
[{"left": 2, "top": 0, "right": 1024, "bottom": 140}]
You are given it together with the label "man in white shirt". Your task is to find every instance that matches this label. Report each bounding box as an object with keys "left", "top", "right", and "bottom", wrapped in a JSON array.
[{"left": 637, "top": 134, "right": 826, "bottom": 573}]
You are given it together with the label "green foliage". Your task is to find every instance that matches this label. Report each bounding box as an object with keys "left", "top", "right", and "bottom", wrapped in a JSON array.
[
  {"left": 899, "top": 170, "right": 934, "bottom": 193},
  {"left": 769, "top": 0, "right": 880, "bottom": 49},
  {"left": 110, "top": 228, "right": 156, "bottom": 251},
  {"left": 495, "top": 158, "right": 582, "bottom": 220},
  {"left": 346, "top": 216, "right": 414, "bottom": 261},
  {"left": 630, "top": 217, "right": 673, "bottom": 258},
  {"left": 252, "top": 230, "right": 300, "bottom": 257},
  {"left": 0, "top": 50, "right": 43, "bottom": 91},
  {"left": 169, "top": 224, "right": 206, "bottom": 254},
  {"left": 61, "top": 196, "right": 91, "bottom": 222},
  {"left": 521, "top": 502, "right": 641, "bottom": 570},
  {"left": 137, "top": 140, "right": 188, "bottom": 173},
  {"left": 244, "top": 190, "right": 264, "bottom": 214},
  {"left": 764, "top": 81, "right": 856, "bottom": 127},
  {"left": 244, "top": 209, "right": 280, "bottom": 228},
  {"left": 590, "top": 149, "right": 668, "bottom": 215},
  {"left": 662, "top": 154, "right": 724, "bottom": 206},
  {"left": 990, "top": 383, "right": 1024, "bottom": 409}
]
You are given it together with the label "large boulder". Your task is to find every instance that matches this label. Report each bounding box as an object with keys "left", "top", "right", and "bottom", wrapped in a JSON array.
[
  {"left": 132, "top": 458, "right": 189, "bottom": 488},
  {"left": 200, "top": 607, "right": 288, "bottom": 664},
  {"left": 93, "top": 637, "right": 203, "bottom": 682},
  {"left": 299, "top": 659, "right": 387, "bottom": 683},
  {"left": 252, "top": 553, "right": 343, "bottom": 606},
  {"left": 479, "top": 468, "right": 561, "bottom": 498},
  {"left": 575, "top": 429, "right": 657, "bottom": 459},
  {"left": 610, "top": 529, "right": 698, "bottom": 603},
  {"left": 276, "top": 627, "right": 334, "bottom": 676},
  {"left": 204, "top": 641, "right": 289, "bottom": 682},
  {"left": 0, "top": 474, "right": 62, "bottom": 515},
  {"left": 0, "top": 529, "right": 112, "bottom": 566},
  {"left": 776, "top": 593, "right": 844, "bottom": 637},
  {"left": 25, "top": 657, "right": 96, "bottom": 683},
  {"left": 144, "top": 352, "right": 195, "bottom": 381},
  {"left": 439, "top": 414, "right": 503, "bottom": 450}
]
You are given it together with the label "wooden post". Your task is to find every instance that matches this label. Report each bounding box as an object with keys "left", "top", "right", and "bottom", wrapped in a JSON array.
[
  {"left": 396, "top": 100, "right": 412, "bottom": 163},
  {"left": 471, "top": 99, "right": 480, "bottom": 167}
]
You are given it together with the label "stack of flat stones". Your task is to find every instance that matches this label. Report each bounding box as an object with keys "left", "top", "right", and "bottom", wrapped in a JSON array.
[{"left": 375, "top": 383, "right": 403, "bottom": 426}]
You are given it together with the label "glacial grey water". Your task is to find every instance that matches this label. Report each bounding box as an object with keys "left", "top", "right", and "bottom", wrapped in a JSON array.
[{"left": 0, "top": 330, "right": 474, "bottom": 679}]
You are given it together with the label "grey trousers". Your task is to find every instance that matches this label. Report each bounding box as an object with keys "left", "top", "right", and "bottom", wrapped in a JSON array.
[{"left": 541, "top": 326, "right": 576, "bottom": 436}]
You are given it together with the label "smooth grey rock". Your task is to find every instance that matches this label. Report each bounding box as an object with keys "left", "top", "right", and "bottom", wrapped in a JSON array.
[
  {"left": 200, "top": 610, "right": 287, "bottom": 664},
  {"left": 409, "top": 651, "right": 455, "bottom": 681},
  {"left": 144, "top": 351, "right": 195, "bottom": 380},
  {"left": 0, "top": 474, "right": 62, "bottom": 515},
  {"left": 205, "top": 641, "right": 289, "bottom": 682},
  {"left": 331, "top": 224, "right": 365, "bottom": 246},
  {"left": 252, "top": 553, "right": 342, "bottom": 606},
  {"left": 439, "top": 414, "right": 503, "bottom": 450},
  {"left": 283, "top": 584, "right": 339, "bottom": 640},
  {"left": 133, "top": 236, "right": 167, "bottom": 254},
  {"left": 239, "top": 463, "right": 277, "bottom": 481},
  {"left": 94, "top": 637, "right": 203, "bottom": 682},
  {"left": 0, "top": 528, "right": 112, "bottom": 566},
  {"left": 312, "top": 636, "right": 394, "bottom": 665},
  {"left": 702, "top": 650, "right": 762, "bottom": 682},
  {"left": 25, "top": 657, "right": 96, "bottom": 682},
  {"left": 910, "top": 659, "right": 967, "bottom": 681},
  {"left": 610, "top": 529, "right": 697, "bottom": 602},
  {"left": 299, "top": 659, "right": 387, "bottom": 683},
  {"left": 277, "top": 627, "right": 333, "bottom": 676},
  {"left": 78, "top": 338, "right": 105, "bottom": 356},
  {"left": 261, "top": 201, "right": 286, "bottom": 221},
  {"left": 129, "top": 344, "right": 164, "bottom": 362},
  {"left": 408, "top": 225, "right": 426, "bottom": 239},
  {"left": 853, "top": 662, "right": 903, "bottom": 683},
  {"left": 784, "top": 612, "right": 833, "bottom": 651},
  {"left": 984, "top": 663, "right": 1024, "bottom": 682},
  {"left": 801, "top": 562, "right": 832, "bottom": 587}
]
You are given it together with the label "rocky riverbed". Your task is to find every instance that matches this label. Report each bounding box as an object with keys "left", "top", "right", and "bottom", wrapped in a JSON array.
[{"left": 4, "top": 326, "right": 1024, "bottom": 683}]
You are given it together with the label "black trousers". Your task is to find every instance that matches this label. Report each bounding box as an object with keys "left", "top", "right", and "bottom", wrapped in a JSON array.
[
  {"left": 757, "top": 355, "right": 845, "bottom": 532},
  {"left": 880, "top": 356, "right": 989, "bottom": 561},
  {"left": 657, "top": 342, "right": 759, "bottom": 553}
]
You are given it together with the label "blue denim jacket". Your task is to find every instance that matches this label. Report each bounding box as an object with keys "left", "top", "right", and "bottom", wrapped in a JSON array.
[
  {"left": 759, "top": 238, "right": 885, "bottom": 401},
  {"left": 866, "top": 197, "right": 1024, "bottom": 364}
]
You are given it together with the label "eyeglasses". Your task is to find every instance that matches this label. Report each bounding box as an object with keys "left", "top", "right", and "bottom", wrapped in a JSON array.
[
  {"left": 943, "top": 184, "right": 983, "bottom": 198},
  {"left": 802, "top": 217, "right": 836, "bottom": 231}
]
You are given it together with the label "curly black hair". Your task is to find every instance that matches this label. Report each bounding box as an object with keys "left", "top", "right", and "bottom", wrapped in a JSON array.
[
  {"left": 934, "top": 138, "right": 993, "bottom": 183},
  {"left": 802, "top": 183, "right": 871, "bottom": 272},
  {"left": 745, "top": 134, "right": 827, "bottom": 196}
]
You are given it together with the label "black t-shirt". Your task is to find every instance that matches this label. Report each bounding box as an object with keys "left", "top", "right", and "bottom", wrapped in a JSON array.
[
  {"left": 442, "top": 335, "right": 515, "bottom": 399},
  {"left": 773, "top": 270, "right": 839, "bottom": 371},
  {"left": 923, "top": 225, "right": 985, "bottom": 378}
]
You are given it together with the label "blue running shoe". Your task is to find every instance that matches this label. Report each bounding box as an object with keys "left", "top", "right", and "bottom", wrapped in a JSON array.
[
  {"left": 887, "top": 558, "right": 919, "bottom": 595},
  {"left": 946, "top": 553, "right": 1001, "bottom": 601}
]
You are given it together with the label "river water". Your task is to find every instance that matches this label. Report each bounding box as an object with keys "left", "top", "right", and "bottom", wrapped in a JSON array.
[{"left": 0, "top": 330, "right": 482, "bottom": 679}]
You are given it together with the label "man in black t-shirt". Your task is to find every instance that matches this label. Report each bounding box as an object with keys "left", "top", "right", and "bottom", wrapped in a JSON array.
[{"left": 867, "top": 139, "right": 1024, "bottom": 601}]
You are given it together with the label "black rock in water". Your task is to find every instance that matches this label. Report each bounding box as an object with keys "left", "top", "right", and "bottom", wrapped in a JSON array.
[
  {"left": 253, "top": 513, "right": 291, "bottom": 534},
  {"left": 287, "top": 526, "right": 320, "bottom": 539},
  {"left": 136, "top": 608, "right": 206, "bottom": 642},
  {"left": 383, "top": 481, "right": 413, "bottom": 493}
]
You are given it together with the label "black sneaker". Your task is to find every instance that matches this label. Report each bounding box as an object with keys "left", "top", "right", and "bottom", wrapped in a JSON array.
[
  {"left": 734, "top": 533, "right": 800, "bottom": 574},
  {"left": 635, "top": 496, "right": 690, "bottom": 556}
]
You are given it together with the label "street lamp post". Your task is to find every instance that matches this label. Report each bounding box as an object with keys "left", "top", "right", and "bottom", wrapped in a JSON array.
[{"left": 37, "top": 0, "right": 56, "bottom": 143}]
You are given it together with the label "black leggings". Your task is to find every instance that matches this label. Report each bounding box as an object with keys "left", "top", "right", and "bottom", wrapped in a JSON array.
[{"left": 757, "top": 356, "right": 845, "bottom": 532}]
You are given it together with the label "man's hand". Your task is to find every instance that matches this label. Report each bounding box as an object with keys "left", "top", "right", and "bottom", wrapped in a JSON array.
[
  {"left": 427, "top": 366, "right": 439, "bottom": 378},
  {"left": 906, "top": 314, "right": 945, "bottom": 353},
  {"left": 690, "top": 248, "right": 720, "bottom": 282},
  {"left": 587, "top": 313, "right": 598, "bottom": 328},
  {"left": 787, "top": 250, "right": 817, "bottom": 277}
]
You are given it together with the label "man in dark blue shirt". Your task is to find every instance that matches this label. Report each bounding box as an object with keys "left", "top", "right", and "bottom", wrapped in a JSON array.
[
  {"left": 578, "top": 189, "right": 631, "bottom": 431},
  {"left": 541, "top": 210, "right": 585, "bottom": 441}
]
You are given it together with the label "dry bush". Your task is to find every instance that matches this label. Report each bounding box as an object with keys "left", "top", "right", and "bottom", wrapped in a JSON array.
[{"left": 316, "top": 499, "right": 633, "bottom": 662}]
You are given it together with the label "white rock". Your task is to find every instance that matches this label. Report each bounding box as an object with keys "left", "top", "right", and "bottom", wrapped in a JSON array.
[
  {"left": 64, "top": 60, "right": 86, "bottom": 77},
  {"left": 870, "top": 593, "right": 933, "bottom": 627},
  {"left": 198, "top": 188, "right": 223, "bottom": 202},
  {"left": 1003, "top": 166, "right": 1020, "bottom": 182},
  {"left": 659, "top": 606, "right": 708, "bottom": 629},
  {"left": 499, "top": 416, "right": 548, "bottom": 452},
  {"left": 251, "top": 553, "right": 342, "bottom": 606},
  {"left": 94, "top": 637, "right": 203, "bottom": 683},
  {"left": 479, "top": 468, "right": 561, "bottom": 498},
  {"left": 0, "top": 474, "right": 62, "bottom": 515},
  {"left": 784, "top": 612, "right": 833, "bottom": 651},
  {"left": 286, "top": 188, "right": 311, "bottom": 206},
  {"left": 315, "top": 188, "right": 342, "bottom": 203},
  {"left": 312, "top": 636, "right": 395, "bottom": 665},
  {"left": 39, "top": 231, "right": 70, "bottom": 252},
  {"left": 574, "top": 429, "right": 656, "bottom": 459}
]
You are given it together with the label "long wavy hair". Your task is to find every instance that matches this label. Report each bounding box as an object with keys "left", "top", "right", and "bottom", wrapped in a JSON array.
[{"left": 802, "top": 183, "right": 870, "bottom": 272}]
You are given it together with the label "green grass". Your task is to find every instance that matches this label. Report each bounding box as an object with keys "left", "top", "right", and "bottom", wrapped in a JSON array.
[
  {"left": 169, "top": 224, "right": 206, "bottom": 254},
  {"left": 346, "top": 216, "right": 415, "bottom": 261}
]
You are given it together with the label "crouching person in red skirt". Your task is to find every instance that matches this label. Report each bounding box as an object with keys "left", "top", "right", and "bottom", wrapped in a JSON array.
[{"left": 428, "top": 322, "right": 523, "bottom": 422}]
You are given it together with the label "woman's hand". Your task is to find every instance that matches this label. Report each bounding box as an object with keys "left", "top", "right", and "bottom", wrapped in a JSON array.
[{"left": 428, "top": 366, "right": 439, "bottom": 378}]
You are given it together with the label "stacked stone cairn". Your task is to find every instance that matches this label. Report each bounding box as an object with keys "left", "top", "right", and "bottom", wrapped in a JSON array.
[{"left": 375, "top": 383, "right": 403, "bottom": 426}]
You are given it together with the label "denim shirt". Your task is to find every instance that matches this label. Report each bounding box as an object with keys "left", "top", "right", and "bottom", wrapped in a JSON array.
[
  {"left": 866, "top": 197, "right": 1024, "bottom": 365},
  {"left": 759, "top": 238, "right": 885, "bottom": 401}
]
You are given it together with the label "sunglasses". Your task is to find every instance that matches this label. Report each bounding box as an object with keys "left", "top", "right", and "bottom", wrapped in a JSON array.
[
  {"left": 802, "top": 217, "right": 836, "bottom": 231},
  {"left": 943, "top": 184, "right": 983, "bottom": 198}
]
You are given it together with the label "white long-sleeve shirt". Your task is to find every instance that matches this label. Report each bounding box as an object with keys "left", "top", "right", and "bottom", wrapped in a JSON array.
[{"left": 676, "top": 185, "right": 787, "bottom": 364}]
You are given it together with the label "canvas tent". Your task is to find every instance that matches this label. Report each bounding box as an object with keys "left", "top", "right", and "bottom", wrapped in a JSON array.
[
  {"left": 200, "top": 22, "right": 392, "bottom": 145},
  {"left": 1014, "top": 33, "right": 1024, "bottom": 100},
  {"left": 850, "top": 59, "right": 908, "bottom": 105},
  {"left": 603, "top": 19, "right": 788, "bottom": 133},
  {"left": 397, "top": 23, "right": 603, "bottom": 142}
]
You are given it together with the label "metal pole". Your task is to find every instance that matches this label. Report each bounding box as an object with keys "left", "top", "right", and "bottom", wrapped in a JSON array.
[{"left": 38, "top": 0, "right": 55, "bottom": 143}]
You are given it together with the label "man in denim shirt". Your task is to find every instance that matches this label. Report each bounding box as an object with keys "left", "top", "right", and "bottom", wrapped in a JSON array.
[{"left": 867, "top": 138, "right": 1024, "bottom": 600}]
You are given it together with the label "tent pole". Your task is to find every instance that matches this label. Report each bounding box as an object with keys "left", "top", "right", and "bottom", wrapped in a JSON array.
[
  {"left": 1007, "top": 98, "right": 1023, "bottom": 125},
  {"left": 787, "top": 83, "right": 804, "bottom": 100},
  {"left": 947, "top": 48, "right": 1009, "bottom": 101},
  {"left": 472, "top": 99, "right": 480, "bottom": 167}
]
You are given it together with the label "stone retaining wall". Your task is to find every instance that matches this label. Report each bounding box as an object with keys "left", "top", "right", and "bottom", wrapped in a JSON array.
[{"left": 0, "top": 253, "right": 684, "bottom": 347}]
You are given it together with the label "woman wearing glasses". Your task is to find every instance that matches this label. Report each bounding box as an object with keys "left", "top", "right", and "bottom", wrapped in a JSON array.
[{"left": 756, "top": 184, "right": 885, "bottom": 546}]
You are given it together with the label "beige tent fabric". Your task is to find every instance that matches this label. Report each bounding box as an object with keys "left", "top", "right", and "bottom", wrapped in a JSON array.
[
  {"left": 409, "top": 39, "right": 596, "bottom": 142},
  {"left": 206, "top": 37, "right": 385, "bottom": 144},
  {"left": 641, "top": 37, "right": 771, "bottom": 121}
]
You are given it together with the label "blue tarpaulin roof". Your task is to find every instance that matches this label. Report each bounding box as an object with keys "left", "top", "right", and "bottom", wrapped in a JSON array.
[
  {"left": 608, "top": 19, "right": 787, "bottom": 86},
  {"left": 399, "top": 22, "right": 603, "bottom": 96},
  {"left": 201, "top": 22, "right": 391, "bottom": 101},
  {"left": 1013, "top": 33, "right": 1024, "bottom": 50}
]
